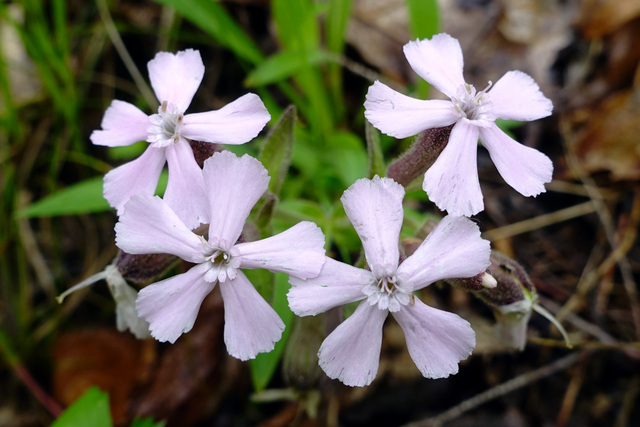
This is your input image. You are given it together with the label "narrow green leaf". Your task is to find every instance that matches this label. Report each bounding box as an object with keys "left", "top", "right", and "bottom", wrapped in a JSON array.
[
  {"left": 406, "top": 0, "right": 439, "bottom": 97},
  {"left": 272, "top": 0, "right": 319, "bottom": 51},
  {"left": 16, "top": 176, "right": 108, "bottom": 218},
  {"left": 326, "top": 0, "right": 353, "bottom": 118},
  {"left": 272, "top": 0, "right": 334, "bottom": 138},
  {"left": 250, "top": 273, "right": 295, "bottom": 392},
  {"left": 245, "top": 50, "right": 331, "bottom": 87},
  {"left": 51, "top": 387, "right": 113, "bottom": 427},
  {"left": 365, "top": 121, "right": 386, "bottom": 178},
  {"left": 17, "top": 172, "right": 168, "bottom": 218},
  {"left": 326, "top": 0, "right": 353, "bottom": 55},
  {"left": 259, "top": 105, "right": 296, "bottom": 196},
  {"left": 154, "top": 0, "right": 263, "bottom": 64},
  {"left": 406, "top": 0, "right": 439, "bottom": 41}
]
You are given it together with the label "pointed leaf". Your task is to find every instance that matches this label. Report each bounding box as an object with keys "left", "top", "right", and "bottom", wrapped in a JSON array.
[
  {"left": 155, "top": 0, "right": 263, "bottom": 64},
  {"left": 259, "top": 105, "right": 296, "bottom": 196},
  {"left": 17, "top": 172, "right": 168, "bottom": 218},
  {"left": 51, "top": 387, "right": 112, "bottom": 427},
  {"left": 365, "top": 121, "right": 386, "bottom": 178},
  {"left": 245, "top": 50, "right": 331, "bottom": 87}
]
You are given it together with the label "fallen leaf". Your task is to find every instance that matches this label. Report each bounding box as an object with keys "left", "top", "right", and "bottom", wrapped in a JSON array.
[
  {"left": 569, "top": 87, "right": 640, "bottom": 180},
  {"left": 577, "top": 0, "right": 640, "bottom": 39},
  {"left": 53, "top": 329, "right": 155, "bottom": 426}
]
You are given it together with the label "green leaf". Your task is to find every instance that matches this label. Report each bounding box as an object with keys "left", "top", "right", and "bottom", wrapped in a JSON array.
[
  {"left": 326, "top": 131, "right": 368, "bottom": 187},
  {"left": 259, "top": 105, "right": 296, "bottom": 196},
  {"left": 272, "top": 0, "right": 334, "bottom": 138},
  {"left": 249, "top": 273, "right": 295, "bottom": 391},
  {"left": 17, "top": 176, "right": 108, "bottom": 218},
  {"left": 154, "top": 0, "right": 263, "bottom": 64},
  {"left": 130, "top": 417, "right": 165, "bottom": 427},
  {"left": 406, "top": 0, "right": 439, "bottom": 40},
  {"left": 365, "top": 121, "right": 386, "bottom": 178},
  {"left": 272, "top": 0, "right": 319, "bottom": 51},
  {"left": 17, "top": 172, "right": 168, "bottom": 218},
  {"left": 245, "top": 50, "right": 331, "bottom": 87},
  {"left": 406, "top": 0, "right": 439, "bottom": 98},
  {"left": 326, "top": 0, "right": 353, "bottom": 119},
  {"left": 326, "top": 0, "right": 353, "bottom": 55},
  {"left": 51, "top": 387, "right": 113, "bottom": 427}
]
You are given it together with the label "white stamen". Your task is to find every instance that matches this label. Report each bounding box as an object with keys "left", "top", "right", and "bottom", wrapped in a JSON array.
[
  {"left": 363, "top": 275, "right": 412, "bottom": 312},
  {"left": 147, "top": 101, "right": 184, "bottom": 147}
]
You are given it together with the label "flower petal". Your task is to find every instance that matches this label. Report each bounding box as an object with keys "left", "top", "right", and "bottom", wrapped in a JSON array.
[
  {"left": 164, "top": 139, "right": 208, "bottom": 229},
  {"left": 147, "top": 49, "right": 204, "bottom": 112},
  {"left": 105, "top": 265, "right": 150, "bottom": 339},
  {"left": 403, "top": 33, "right": 466, "bottom": 98},
  {"left": 115, "top": 193, "right": 206, "bottom": 264},
  {"left": 203, "top": 152, "right": 269, "bottom": 248},
  {"left": 103, "top": 146, "right": 166, "bottom": 215},
  {"left": 219, "top": 271, "right": 285, "bottom": 360},
  {"left": 235, "top": 221, "right": 325, "bottom": 278},
  {"left": 364, "top": 81, "right": 458, "bottom": 138},
  {"left": 181, "top": 93, "right": 271, "bottom": 144},
  {"left": 318, "top": 302, "right": 387, "bottom": 387},
  {"left": 287, "top": 257, "right": 371, "bottom": 316},
  {"left": 480, "top": 123, "right": 553, "bottom": 197},
  {"left": 489, "top": 71, "right": 553, "bottom": 121},
  {"left": 136, "top": 263, "right": 214, "bottom": 343},
  {"left": 90, "top": 100, "right": 150, "bottom": 147},
  {"left": 423, "top": 121, "right": 483, "bottom": 216},
  {"left": 396, "top": 215, "right": 490, "bottom": 291},
  {"left": 341, "top": 176, "right": 404, "bottom": 278},
  {"left": 392, "top": 298, "right": 475, "bottom": 379}
]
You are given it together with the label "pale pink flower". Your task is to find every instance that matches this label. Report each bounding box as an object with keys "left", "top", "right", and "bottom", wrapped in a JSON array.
[
  {"left": 364, "top": 33, "right": 553, "bottom": 217},
  {"left": 287, "top": 176, "right": 490, "bottom": 386},
  {"left": 115, "top": 151, "right": 325, "bottom": 360},
  {"left": 92, "top": 49, "right": 271, "bottom": 229}
]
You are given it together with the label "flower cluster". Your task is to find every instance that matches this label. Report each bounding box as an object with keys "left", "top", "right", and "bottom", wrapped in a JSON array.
[{"left": 62, "top": 32, "right": 554, "bottom": 387}]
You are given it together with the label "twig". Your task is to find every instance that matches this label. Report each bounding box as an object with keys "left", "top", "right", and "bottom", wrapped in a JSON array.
[
  {"left": 559, "top": 120, "right": 640, "bottom": 338},
  {"left": 481, "top": 201, "right": 596, "bottom": 242},
  {"left": 556, "top": 355, "right": 586, "bottom": 427},
  {"left": 404, "top": 352, "right": 581, "bottom": 427}
]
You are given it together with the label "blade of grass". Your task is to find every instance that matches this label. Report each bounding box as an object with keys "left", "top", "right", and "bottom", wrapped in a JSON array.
[
  {"left": 406, "top": 0, "right": 439, "bottom": 98},
  {"left": 326, "top": 0, "right": 353, "bottom": 120},
  {"left": 154, "top": 0, "right": 264, "bottom": 64}
]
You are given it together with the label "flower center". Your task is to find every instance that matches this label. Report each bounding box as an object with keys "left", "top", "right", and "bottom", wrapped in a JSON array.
[
  {"left": 452, "top": 82, "right": 493, "bottom": 122},
  {"left": 203, "top": 247, "right": 240, "bottom": 283},
  {"left": 147, "top": 101, "right": 184, "bottom": 147},
  {"left": 362, "top": 275, "right": 412, "bottom": 312}
]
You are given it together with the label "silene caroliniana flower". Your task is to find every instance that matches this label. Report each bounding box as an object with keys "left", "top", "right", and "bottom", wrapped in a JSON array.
[
  {"left": 287, "top": 176, "right": 491, "bottom": 387},
  {"left": 92, "top": 49, "right": 271, "bottom": 229},
  {"left": 364, "top": 33, "right": 553, "bottom": 217},
  {"left": 115, "top": 151, "right": 326, "bottom": 360}
]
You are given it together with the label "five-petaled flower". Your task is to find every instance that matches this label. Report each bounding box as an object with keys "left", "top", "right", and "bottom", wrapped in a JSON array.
[
  {"left": 364, "top": 33, "right": 553, "bottom": 217},
  {"left": 92, "top": 49, "right": 271, "bottom": 229},
  {"left": 287, "top": 176, "right": 491, "bottom": 387},
  {"left": 115, "top": 151, "right": 326, "bottom": 360}
]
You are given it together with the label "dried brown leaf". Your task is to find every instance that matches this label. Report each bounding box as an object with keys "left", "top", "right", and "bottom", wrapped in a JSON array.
[
  {"left": 52, "top": 329, "right": 155, "bottom": 426},
  {"left": 570, "top": 88, "right": 640, "bottom": 180},
  {"left": 578, "top": 0, "right": 640, "bottom": 39}
]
